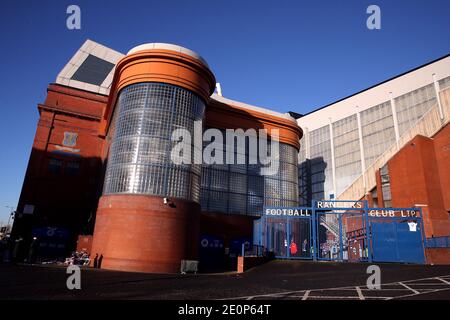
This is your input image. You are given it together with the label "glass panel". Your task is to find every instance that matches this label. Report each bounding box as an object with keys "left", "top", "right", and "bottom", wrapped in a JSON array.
[
  {"left": 395, "top": 83, "right": 437, "bottom": 136},
  {"left": 332, "top": 115, "right": 362, "bottom": 195},
  {"left": 439, "top": 76, "right": 450, "bottom": 91},
  {"left": 361, "top": 101, "right": 396, "bottom": 167},
  {"left": 308, "top": 125, "right": 333, "bottom": 201}
]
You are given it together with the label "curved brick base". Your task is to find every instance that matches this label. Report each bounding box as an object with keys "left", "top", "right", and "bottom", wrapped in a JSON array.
[{"left": 91, "top": 195, "right": 200, "bottom": 273}]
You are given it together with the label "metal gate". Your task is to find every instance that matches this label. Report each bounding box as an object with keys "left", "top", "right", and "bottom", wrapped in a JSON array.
[
  {"left": 263, "top": 209, "right": 313, "bottom": 259},
  {"left": 315, "top": 201, "right": 369, "bottom": 262},
  {"left": 370, "top": 210, "right": 425, "bottom": 264},
  {"left": 257, "top": 201, "right": 426, "bottom": 264}
]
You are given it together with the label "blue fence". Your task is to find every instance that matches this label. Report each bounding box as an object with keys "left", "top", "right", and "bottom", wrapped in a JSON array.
[
  {"left": 426, "top": 236, "right": 450, "bottom": 248},
  {"left": 257, "top": 201, "right": 427, "bottom": 264},
  {"left": 241, "top": 244, "right": 265, "bottom": 257}
]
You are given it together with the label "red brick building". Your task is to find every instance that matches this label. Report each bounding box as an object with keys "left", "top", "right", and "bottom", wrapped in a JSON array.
[
  {"left": 12, "top": 40, "right": 302, "bottom": 271},
  {"left": 12, "top": 40, "right": 450, "bottom": 270}
]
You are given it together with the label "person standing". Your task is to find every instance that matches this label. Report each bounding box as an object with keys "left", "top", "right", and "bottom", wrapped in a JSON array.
[
  {"left": 12, "top": 237, "right": 23, "bottom": 264},
  {"left": 28, "top": 237, "right": 39, "bottom": 264},
  {"left": 93, "top": 253, "right": 98, "bottom": 268},
  {"left": 289, "top": 239, "right": 298, "bottom": 256},
  {"left": 98, "top": 254, "right": 103, "bottom": 269}
]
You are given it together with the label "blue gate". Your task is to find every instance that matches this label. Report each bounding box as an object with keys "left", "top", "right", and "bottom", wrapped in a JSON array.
[
  {"left": 370, "top": 210, "right": 425, "bottom": 264},
  {"left": 257, "top": 201, "right": 426, "bottom": 264}
]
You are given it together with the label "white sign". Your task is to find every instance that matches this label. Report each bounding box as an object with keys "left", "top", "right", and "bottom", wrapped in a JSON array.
[
  {"left": 368, "top": 210, "right": 419, "bottom": 218},
  {"left": 316, "top": 201, "right": 363, "bottom": 209},
  {"left": 265, "top": 208, "right": 311, "bottom": 217}
]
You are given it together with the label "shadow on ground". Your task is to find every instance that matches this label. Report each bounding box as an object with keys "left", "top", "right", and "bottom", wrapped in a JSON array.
[{"left": 1, "top": 260, "right": 450, "bottom": 299}]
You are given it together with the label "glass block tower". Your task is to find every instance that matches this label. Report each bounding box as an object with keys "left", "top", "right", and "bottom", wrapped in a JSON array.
[{"left": 91, "top": 44, "right": 216, "bottom": 273}]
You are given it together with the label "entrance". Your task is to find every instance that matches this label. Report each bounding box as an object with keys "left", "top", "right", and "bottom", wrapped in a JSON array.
[
  {"left": 258, "top": 201, "right": 426, "bottom": 264},
  {"left": 264, "top": 213, "right": 312, "bottom": 259},
  {"left": 370, "top": 215, "right": 425, "bottom": 264}
]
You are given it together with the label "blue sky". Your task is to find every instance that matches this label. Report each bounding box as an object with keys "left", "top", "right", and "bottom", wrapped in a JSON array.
[{"left": 0, "top": 0, "right": 449, "bottom": 224}]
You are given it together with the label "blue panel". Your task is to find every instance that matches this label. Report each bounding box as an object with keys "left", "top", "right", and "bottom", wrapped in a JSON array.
[
  {"left": 253, "top": 219, "right": 262, "bottom": 245},
  {"left": 372, "top": 223, "right": 398, "bottom": 262},
  {"left": 372, "top": 221, "right": 425, "bottom": 264},
  {"left": 395, "top": 223, "right": 425, "bottom": 264}
]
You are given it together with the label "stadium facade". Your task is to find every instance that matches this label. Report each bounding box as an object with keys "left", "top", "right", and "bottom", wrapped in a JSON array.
[{"left": 11, "top": 40, "right": 450, "bottom": 272}]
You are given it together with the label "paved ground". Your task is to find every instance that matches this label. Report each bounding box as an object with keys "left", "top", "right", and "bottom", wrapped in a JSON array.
[
  {"left": 224, "top": 275, "right": 450, "bottom": 300},
  {"left": 1, "top": 260, "right": 450, "bottom": 300}
]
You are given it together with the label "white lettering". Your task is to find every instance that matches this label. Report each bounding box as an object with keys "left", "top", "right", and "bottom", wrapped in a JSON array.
[
  {"left": 366, "top": 265, "right": 381, "bottom": 290},
  {"left": 66, "top": 5, "right": 81, "bottom": 30},
  {"left": 66, "top": 265, "right": 81, "bottom": 290},
  {"left": 366, "top": 5, "right": 381, "bottom": 30}
]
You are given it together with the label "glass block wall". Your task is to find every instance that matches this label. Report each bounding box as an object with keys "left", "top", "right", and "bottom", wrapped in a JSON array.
[
  {"left": 298, "top": 79, "right": 442, "bottom": 204},
  {"left": 200, "top": 133, "right": 299, "bottom": 216},
  {"left": 309, "top": 125, "right": 333, "bottom": 201},
  {"left": 264, "top": 143, "right": 299, "bottom": 207},
  {"left": 332, "top": 115, "right": 361, "bottom": 196},
  {"left": 103, "top": 83, "right": 205, "bottom": 203},
  {"left": 360, "top": 101, "right": 396, "bottom": 168},
  {"left": 439, "top": 76, "right": 450, "bottom": 91},
  {"left": 298, "top": 132, "right": 310, "bottom": 206},
  {"left": 395, "top": 83, "right": 437, "bottom": 136}
]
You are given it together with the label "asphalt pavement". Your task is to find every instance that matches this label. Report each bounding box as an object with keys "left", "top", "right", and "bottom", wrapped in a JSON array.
[{"left": 1, "top": 260, "right": 450, "bottom": 300}]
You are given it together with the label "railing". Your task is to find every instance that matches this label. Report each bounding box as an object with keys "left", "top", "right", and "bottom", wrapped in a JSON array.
[
  {"left": 319, "top": 214, "right": 339, "bottom": 237},
  {"left": 338, "top": 87, "right": 450, "bottom": 201},
  {"left": 425, "top": 236, "right": 450, "bottom": 248}
]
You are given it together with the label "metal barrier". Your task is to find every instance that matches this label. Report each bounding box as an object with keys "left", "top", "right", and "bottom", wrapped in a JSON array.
[
  {"left": 426, "top": 236, "right": 450, "bottom": 248},
  {"left": 241, "top": 244, "right": 265, "bottom": 257},
  {"left": 257, "top": 201, "right": 426, "bottom": 264}
]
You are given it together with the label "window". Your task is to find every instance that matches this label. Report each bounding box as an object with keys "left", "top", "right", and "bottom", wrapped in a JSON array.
[
  {"left": 48, "top": 158, "right": 63, "bottom": 174},
  {"left": 380, "top": 165, "right": 392, "bottom": 207},
  {"left": 71, "top": 54, "right": 115, "bottom": 86},
  {"left": 65, "top": 161, "right": 80, "bottom": 176},
  {"left": 370, "top": 187, "right": 378, "bottom": 208}
]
